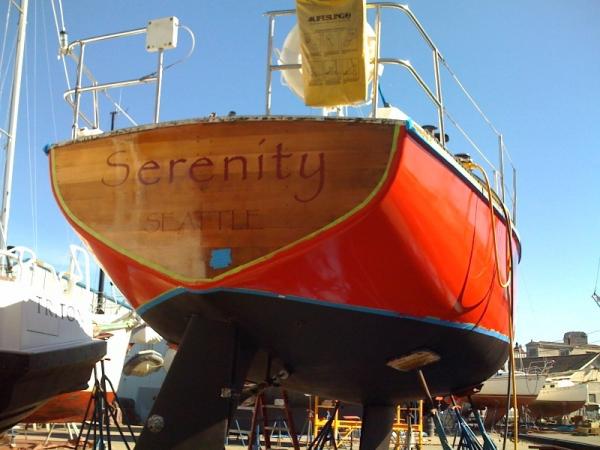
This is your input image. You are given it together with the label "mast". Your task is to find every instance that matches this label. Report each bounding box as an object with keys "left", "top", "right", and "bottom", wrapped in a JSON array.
[{"left": 1, "top": 0, "right": 29, "bottom": 250}]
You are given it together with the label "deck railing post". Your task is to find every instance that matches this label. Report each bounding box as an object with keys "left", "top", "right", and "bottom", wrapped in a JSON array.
[
  {"left": 433, "top": 49, "right": 445, "bottom": 148},
  {"left": 154, "top": 48, "right": 164, "bottom": 124},
  {"left": 498, "top": 134, "right": 506, "bottom": 202},
  {"left": 72, "top": 43, "right": 85, "bottom": 139},
  {"left": 371, "top": 6, "right": 382, "bottom": 118},
  {"left": 265, "top": 15, "right": 275, "bottom": 116}
]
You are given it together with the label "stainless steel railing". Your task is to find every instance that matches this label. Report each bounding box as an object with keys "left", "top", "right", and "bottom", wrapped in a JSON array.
[
  {"left": 62, "top": 27, "right": 163, "bottom": 139},
  {"left": 264, "top": 2, "right": 517, "bottom": 223}
]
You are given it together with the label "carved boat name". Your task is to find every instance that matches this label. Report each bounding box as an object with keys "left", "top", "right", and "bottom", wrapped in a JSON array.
[{"left": 101, "top": 142, "right": 325, "bottom": 203}]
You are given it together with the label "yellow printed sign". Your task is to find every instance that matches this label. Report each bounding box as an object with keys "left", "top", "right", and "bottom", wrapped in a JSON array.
[{"left": 296, "top": 0, "right": 368, "bottom": 107}]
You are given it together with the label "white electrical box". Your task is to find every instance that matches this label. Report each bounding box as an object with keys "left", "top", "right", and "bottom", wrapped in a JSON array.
[{"left": 146, "top": 17, "right": 179, "bottom": 52}]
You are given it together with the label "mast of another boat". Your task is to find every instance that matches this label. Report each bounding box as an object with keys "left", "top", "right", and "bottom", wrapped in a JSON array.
[{"left": 0, "top": 0, "right": 29, "bottom": 250}]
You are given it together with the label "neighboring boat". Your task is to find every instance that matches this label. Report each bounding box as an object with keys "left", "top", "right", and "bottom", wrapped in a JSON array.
[
  {"left": 528, "top": 378, "right": 588, "bottom": 419},
  {"left": 46, "top": 2, "right": 520, "bottom": 448},
  {"left": 0, "top": 0, "right": 105, "bottom": 433},
  {"left": 23, "top": 306, "right": 138, "bottom": 424},
  {"left": 470, "top": 370, "right": 546, "bottom": 426}
]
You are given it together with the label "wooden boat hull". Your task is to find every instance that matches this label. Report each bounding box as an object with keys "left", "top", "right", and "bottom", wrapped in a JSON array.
[{"left": 48, "top": 117, "right": 518, "bottom": 404}]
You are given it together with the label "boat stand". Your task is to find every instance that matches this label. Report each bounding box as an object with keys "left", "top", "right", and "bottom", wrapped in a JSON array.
[
  {"left": 309, "top": 401, "right": 340, "bottom": 450},
  {"left": 74, "top": 360, "right": 137, "bottom": 450},
  {"left": 417, "top": 370, "right": 497, "bottom": 450},
  {"left": 417, "top": 370, "right": 454, "bottom": 450},
  {"left": 135, "top": 315, "right": 255, "bottom": 450},
  {"left": 468, "top": 397, "right": 498, "bottom": 450}
]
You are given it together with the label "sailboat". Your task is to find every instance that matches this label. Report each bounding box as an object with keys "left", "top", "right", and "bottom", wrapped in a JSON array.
[
  {"left": 528, "top": 377, "right": 588, "bottom": 419},
  {"left": 0, "top": 0, "right": 105, "bottom": 432},
  {"left": 23, "top": 303, "right": 138, "bottom": 424},
  {"left": 46, "top": 1, "right": 520, "bottom": 448},
  {"left": 470, "top": 370, "right": 546, "bottom": 426}
]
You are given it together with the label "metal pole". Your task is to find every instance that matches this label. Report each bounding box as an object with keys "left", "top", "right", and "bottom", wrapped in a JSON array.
[
  {"left": 371, "top": 6, "right": 382, "bottom": 118},
  {"left": 93, "top": 81, "right": 99, "bottom": 129},
  {"left": 512, "top": 166, "right": 517, "bottom": 225},
  {"left": 72, "top": 43, "right": 86, "bottom": 139},
  {"left": 154, "top": 48, "right": 164, "bottom": 124},
  {"left": 498, "top": 134, "right": 506, "bottom": 202},
  {"left": 432, "top": 49, "right": 445, "bottom": 148},
  {"left": 1, "top": 0, "right": 29, "bottom": 250},
  {"left": 265, "top": 15, "right": 275, "bottom": 115}
]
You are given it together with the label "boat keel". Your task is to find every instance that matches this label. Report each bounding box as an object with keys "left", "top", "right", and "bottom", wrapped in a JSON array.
[
  {"left": 359, "top": 405, "right": 395, "bottom": 450},
  {"left": 135, "top": 315, "right": 254, "bottom": 450}
]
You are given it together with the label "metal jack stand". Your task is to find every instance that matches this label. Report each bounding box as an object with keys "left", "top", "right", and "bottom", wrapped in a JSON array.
[
  {"left": 468, "top": 397, "right": 497, "bottom": 450},
  {"left": 447, "top": 396, "right": 492, "bottom": 450},
  {"left": 73, "top": 360, "right": 137, "bottom": 450},
  {"left": 417, "top": 370, "right": 453, "bottom": 450},
  {"left": 309, "top": 401, "right": 340, "bottom": 450}
]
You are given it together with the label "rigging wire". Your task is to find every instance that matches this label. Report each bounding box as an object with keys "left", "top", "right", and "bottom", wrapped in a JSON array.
[
  {"left": 49, "top": 0, "right": 70, "bottom": 90},
  {"left": 24, "top": 56, "right": 37, "bottom": 251},
  {"left": 30, "top": 0, "right": 38, "bottom": 250},
  {"left": 40, "top": 0, "right": 58, "bottom": 141},
  {"left": 0, "top": 3, "right": 17, "bottom": 124},
  {"left": 440, "top": 57, "right": 517, "bottom": 168},
  {"left": 0, "top": 1, "right": 12, "bottom": 101}
]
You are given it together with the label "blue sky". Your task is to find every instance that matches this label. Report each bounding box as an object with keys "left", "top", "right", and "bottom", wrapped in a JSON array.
[{"left": 2, "top": 0, "right": 599, "bottom": 346}]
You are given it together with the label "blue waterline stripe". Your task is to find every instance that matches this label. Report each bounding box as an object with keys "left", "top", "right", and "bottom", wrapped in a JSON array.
[{"left": 137, "top": 287, "right": 509, "bottom": 343}]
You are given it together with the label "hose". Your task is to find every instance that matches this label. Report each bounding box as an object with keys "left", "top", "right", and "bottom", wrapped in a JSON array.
[{"left": 464, "top": 161, "right": 518, "bottom": 450}]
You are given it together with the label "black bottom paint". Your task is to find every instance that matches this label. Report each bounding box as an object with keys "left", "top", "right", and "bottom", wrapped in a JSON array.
[
  {"left": 142, "top": 290, "right": 509, "bottom": 405},
  {"left": 0, "top": 340, "right": 106, "bottom": 433},
  {"left": 360, "top": 405, "right": 396, "bottom": 449},
  {"left": 136, "top": 315, "right": 255, "bottom": 450}
]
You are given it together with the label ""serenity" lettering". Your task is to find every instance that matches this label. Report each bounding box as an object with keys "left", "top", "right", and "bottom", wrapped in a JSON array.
[{"left": 101, "top": 141, "right": 325, "bottom": 203}]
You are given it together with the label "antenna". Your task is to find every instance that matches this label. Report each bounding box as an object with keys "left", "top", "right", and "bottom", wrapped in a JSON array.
[{"left": 593, "top": 256, "right": 600, "bottom": 308}]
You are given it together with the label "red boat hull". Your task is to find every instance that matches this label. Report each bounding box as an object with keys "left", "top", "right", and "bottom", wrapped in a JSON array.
[
  {"left": 25, "top": 390, "right": 115, "bottom": 424},
  {"left": 48, "top": 118, "right": 518, "bottom": 403}
]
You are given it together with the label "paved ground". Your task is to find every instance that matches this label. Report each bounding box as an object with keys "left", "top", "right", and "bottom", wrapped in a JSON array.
[{"left": 2, "top": 429, "right": 599, "bottom": 449}]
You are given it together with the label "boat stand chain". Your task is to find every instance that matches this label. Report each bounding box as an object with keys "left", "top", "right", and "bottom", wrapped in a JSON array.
[{"left": 74, "top": 360, "right": 137, "bottom": 450}]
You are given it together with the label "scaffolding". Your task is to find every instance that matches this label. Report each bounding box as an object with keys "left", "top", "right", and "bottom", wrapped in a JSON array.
[{"left": 312, "top": 398, "right": 423, "bottom": 449}]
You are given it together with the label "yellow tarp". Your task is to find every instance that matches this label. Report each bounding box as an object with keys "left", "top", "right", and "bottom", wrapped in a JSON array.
[{"left": 296, "top": 0, "right": 368, "bottom": 107}]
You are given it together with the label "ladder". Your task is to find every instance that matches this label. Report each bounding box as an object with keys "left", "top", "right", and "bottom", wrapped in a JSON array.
[{"left": 248, "top": 388, "right": 300, "bottom": 450}]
